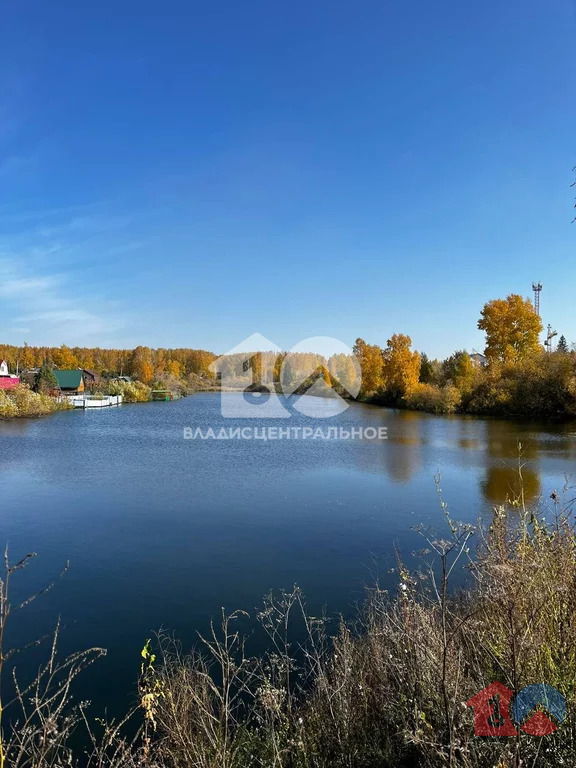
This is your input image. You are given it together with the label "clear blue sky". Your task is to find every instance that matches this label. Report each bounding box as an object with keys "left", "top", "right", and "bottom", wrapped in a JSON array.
[{"left": 0, "top": 0, "right": 574, "bottom": 357}]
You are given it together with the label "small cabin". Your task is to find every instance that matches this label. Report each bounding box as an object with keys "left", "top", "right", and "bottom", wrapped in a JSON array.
[{"left": 53, "top": 369, "right": 86, "bottom": 394}]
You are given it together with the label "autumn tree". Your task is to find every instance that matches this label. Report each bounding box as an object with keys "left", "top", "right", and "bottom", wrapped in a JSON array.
[
  {"left": 441, "top": 350, "right": 476, "bottom": 393},
  {"left": 478, "top": 294, "right": 543, "bottom": 364},
  {"left": 21, "top": 343, "right": 35, "bottom": 370},
  {"left": 155, "top": 349, "right": 168, "bottom": 374},
  {"left": 52, "top": 345, "right": 79, "bottom": 369},
  {"left": 166, "top": 360, "right": 181, "bottom": 378},
  {"left": 129, "top": 346, "right": 155, "bottom": 383},
  {"left": 328, "top": 353, "right": 361, "bottom": 394},
  {"left": 139, "top": 362, "right": 154, "bottom": 384},
  {"left": 453, "top": 352, "right": 476, "bottom": 395},
  {"left": 382, "top": 333, "right": 420, "bottom": 400},
  {"left": 353, "top": 338, "right": 384, "bottom": 395}
]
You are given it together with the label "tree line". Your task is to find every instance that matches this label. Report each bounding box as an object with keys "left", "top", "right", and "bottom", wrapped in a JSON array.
[
  {"left": 0, "top": 344, "right": 217, "bottom": 385},
  {"left": 2, "top": 292, "right": 575, "bottom": 417},
  {"left": 354, "top": 293, "right": 576, "bottom": 418}
]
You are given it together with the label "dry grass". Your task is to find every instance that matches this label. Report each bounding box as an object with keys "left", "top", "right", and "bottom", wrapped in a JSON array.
[{"left": 2, "top": 467, "right": 576, "bottom": 767}]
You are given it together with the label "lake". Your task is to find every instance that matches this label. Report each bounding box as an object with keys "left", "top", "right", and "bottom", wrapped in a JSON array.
[{"left": 1, "top": 392, "right": 576, "bottom": 713}]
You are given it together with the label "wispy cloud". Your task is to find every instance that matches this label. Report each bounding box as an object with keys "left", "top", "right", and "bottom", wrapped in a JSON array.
[
  {"left": 0, "top": 275, "right": 58, "bottom": 298},
  {"left": 0, "top": 194, "right": 154, "bottom": 346},
  {"left": 0, "top": 254, "right": 127, "bottom": 345}
]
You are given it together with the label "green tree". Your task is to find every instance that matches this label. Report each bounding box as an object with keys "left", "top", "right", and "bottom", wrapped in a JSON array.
[
  {"left": 557, "top": 335, "right": 569, "bottom": 354},
  {"left": 34, "top": 364, "right": 58, "bottom": 394},
  {"left": 419, "top": 352, "right": 434, "bottom": 383},
  {"left": 478, "top": 294, "right": 543, "bottom": 364}
]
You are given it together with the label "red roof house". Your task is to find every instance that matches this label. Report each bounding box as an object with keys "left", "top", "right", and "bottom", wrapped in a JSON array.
[{"left": 0, "top": 360, "right": 20, "bottom": 390}]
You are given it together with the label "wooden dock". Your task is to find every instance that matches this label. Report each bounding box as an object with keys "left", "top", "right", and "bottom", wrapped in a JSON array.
[{"left": 151, "top": 390, "right": 180, "bottom": 401}]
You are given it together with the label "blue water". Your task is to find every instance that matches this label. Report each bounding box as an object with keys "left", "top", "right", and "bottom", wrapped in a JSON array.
[{"left": 1, "top": 392, "right": 576, "bottom": 712}]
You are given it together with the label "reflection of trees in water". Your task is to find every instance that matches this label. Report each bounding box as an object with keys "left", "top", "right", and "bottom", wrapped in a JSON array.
[
  {"left": 481, "top": 465, "right": 541, "bottom": 505},
  {"left": 349, "top": 408, "right": 575, "bottom": 493},
  {"left": 481, "top": 420, "right": 541, "bottom": 505},
  {"left": 459, "top": 438, "right": 481, "bottom": 450},
  {"left": 346, "top": 409, "right": 422, "bottom": 482},
  {"left": 484, "top": 421, "right": 538, "bottom": 461},
  {"left": 481, "top": 418, "right": 576, "bottom": 462},
  {"left": 381, "top": 410, "right": 422, "bottom": 482}
]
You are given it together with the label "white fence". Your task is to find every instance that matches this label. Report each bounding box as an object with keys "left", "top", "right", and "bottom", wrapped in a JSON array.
[{"left": 64, "top": 394, "right": 123, "bottom": 409}]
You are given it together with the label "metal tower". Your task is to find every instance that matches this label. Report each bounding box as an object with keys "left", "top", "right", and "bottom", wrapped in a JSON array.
[
  {"left": 544, "top": 324, "right": 558, "bottom": 353},
  {"left": 532, "top": 282, "right": 542, "bottom": 316}
]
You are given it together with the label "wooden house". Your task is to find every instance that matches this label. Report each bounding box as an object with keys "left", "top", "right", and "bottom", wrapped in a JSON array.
[{"left": 53, "top": 369, "right": 86, "bottom": 394}]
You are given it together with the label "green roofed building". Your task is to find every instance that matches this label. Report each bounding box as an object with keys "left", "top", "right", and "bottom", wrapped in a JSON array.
[{"left": 53, "top": 369, "right": 85, "bottom": 393}]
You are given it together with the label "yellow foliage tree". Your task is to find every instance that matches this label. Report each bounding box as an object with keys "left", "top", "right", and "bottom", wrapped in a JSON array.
[
  {"left": 167, "top": 360, "right": 181, "bottom": 378},
  {"left": 20, "top": 343, "right": 35, "bottom": 370},
  {"left": 53, "top": 345, "right": 79, "bottom": 369},
  {"left": 455, "top": 352, "right": 476, "bottom": 393},
  {"left": 353, "top": 338, "right": 384, "bottom": 395},
  {"left": 155, "top": 349, "right": 167, "bottom": 373},
  {"left": 140, "top": 361, "right": 155, "bottom": 384},
  {"left": 478, "top": 294, "right": 543, "bottom": 364},
  {"left": 382, "top": 333, "right": 420, "bottom": 400},
  {"left": 328, "top": 353, "right": 361, "bottom": 395},
  {"left": 443, "top": 351, "right": 477, "bottom": 395},
  {"left": 129, "top": 346, "right": 155, "bottom": 382}
]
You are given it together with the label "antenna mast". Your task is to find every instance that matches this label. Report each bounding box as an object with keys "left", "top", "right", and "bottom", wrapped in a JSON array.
[{"left": 532, "top": 282, "right": 542, "bottom": 316}]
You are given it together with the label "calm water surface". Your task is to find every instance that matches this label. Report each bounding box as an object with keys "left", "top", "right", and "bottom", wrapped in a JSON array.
[{"left": 2, "top": 392, "right": 576, "bottom": 710}]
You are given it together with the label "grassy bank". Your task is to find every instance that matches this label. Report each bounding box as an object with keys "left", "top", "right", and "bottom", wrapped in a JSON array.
[
  {"left": 1, "top": 474, "right": 575, "bottom": 767},
  {"left": 0, "top": 384, "right": 73, "bottom": 419}
]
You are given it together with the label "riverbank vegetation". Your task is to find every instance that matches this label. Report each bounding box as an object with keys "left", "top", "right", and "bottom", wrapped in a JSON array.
[
  {"left": 103, "top": 378, "right": 153, "bottom": 403},
  {"left": 2, "top": 475, "right": 575, "bottom": 767},
  {"left": 0, "top": 383, "right": 73, "bottom": 419},
  {"left": 2, "top": 292, "right": 575, "bottom": 419},
  {"left": 402, "top": 348, "right": 576, "bottom": 418},
  {"left": 356, "top": 294, "right": 576, "bottom": 418}
]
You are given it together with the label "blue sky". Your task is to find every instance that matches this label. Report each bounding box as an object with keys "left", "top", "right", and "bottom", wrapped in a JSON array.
[{"left": 0, "top": 0, "right": 574, "bottom": 357}]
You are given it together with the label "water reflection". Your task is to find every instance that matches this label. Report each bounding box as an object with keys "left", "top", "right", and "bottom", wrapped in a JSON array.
[
  {"left": 2, "top": 394, "right": 576, "bottom": 716},
  {"left": 343, "top": 408, "right": 574, "bottom": 498},
  {"left": 481, "top": 466, "right": 541, "bottom": 505},
  {"left": 382, "top": 410, "right": 422, "bottom": 482}
]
